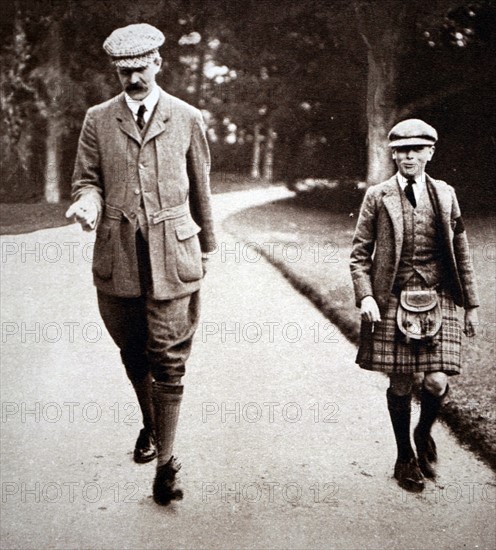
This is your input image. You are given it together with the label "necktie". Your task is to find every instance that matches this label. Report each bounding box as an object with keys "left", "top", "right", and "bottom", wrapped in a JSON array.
[
  {"left": 136, "top": 104, "right": 146, "bottom": 130},
  {"left": 404, "top": 177, "right": 417, "bottom": 208}
]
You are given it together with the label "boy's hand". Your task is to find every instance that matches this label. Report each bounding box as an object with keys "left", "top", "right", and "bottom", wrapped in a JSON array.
[
  {"left": 464, "top": 307, "right": 478, "bottom": 338},
  {"left": 361, "top": 296, "right": 381, "bottom": 323}
]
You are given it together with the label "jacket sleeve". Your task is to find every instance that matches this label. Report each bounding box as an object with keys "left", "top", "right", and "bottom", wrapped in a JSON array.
[
  {"left": 350, "top": 187, "right": 377, "bottom": 307},
  {"left": 71, "top": 109, "right": 104, "bottom": 216},
  {"left": 187, "top": 113, "right": 216, "bottom": 253},
  {"left": 450, "top": 187, "right": 479, "bottom": 308}
]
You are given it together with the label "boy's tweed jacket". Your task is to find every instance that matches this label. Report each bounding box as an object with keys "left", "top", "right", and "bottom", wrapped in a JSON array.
[
  {"left": 350, "top": 175, "right": 479, "bottom": 313},
  {"left": 72, "top": 89, "right": 216, "bottom": 300}
]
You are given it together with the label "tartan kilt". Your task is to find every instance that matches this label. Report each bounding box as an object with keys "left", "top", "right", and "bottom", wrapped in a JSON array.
[{"left": 357, "top": 276, "right": 463, "bottom": 375}]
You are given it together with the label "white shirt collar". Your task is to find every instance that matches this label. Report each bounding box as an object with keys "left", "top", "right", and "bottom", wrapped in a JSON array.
[
  {"left": 396, "top": 172, "right": 426, "bottom": 202},
  {"left": 125, "top": 85, "right": 161, "bottom": 119}
]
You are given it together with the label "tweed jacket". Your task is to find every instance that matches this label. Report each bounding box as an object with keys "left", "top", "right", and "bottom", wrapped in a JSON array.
[
  {"left": 350, "top": 175, "right": 479, "bottom": 314},
  {"left": 72, "top": 88, "right": 216, "bottom": 299}
]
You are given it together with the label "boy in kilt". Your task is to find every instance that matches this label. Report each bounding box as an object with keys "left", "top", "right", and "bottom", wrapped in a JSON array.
[{"left": 350, "top": 119, "right": 479, "bottom": 492}]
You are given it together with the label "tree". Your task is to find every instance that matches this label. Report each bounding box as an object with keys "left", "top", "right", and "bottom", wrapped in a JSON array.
[
  {"left": 353, "top": 0, "right": 411, "bottom": 184},
  {"left": 203, "top": 0, "right": 366, "bottom": 181},
  {"left": 0, "top": 7, "right": 40, "bottom": 202},
  {"left": 1, "top": 0, "right": 493, "bottom": 201},
  {"left": 33, "top": 16, "right": 75, "bottom": 203},
  {"left": 353, "top": 0, "right": 496, "bottom": 184}
]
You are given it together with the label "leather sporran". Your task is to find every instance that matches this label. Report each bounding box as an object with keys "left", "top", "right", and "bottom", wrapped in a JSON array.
[{"left": 396, "top": 289, "right": 442, "bottom": 345}]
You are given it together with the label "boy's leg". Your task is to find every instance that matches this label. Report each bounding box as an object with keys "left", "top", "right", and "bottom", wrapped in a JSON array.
[{"left": 387, "top": 374, "right": 424, "bottom": 492}]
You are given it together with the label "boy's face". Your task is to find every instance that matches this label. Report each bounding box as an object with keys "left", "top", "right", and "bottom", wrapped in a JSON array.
[{"left": 392, "top": 145, "right": 435, "bottom": 178}]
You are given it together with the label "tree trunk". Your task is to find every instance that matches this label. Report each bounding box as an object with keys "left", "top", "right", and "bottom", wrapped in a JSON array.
[
  {"left": 194, "top": 44, "right": 206, "bottom": 108},
  {"left": 44, "top": 120, "right": 61, "bottom": 203},
  {"left": 355, "top": 1, "right": 411, "bottom": 185},
  {"left": 195, "top": 47, "right": 206, "bottom": 109},
  {"left": 365, "top": 50, "right": 398, "bottom": 184},
  {"left": 43, "top": 18, "right": 63, "bottom": 203},
  {"left": 250, "top": 122, "right": 262, "bottom": 179},
  {"left": 262, "top": 126, "right": 276, "bottom": 181}
]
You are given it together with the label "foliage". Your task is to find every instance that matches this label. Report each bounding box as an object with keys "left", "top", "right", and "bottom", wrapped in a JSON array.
[
  {"left": 0, "top": 0, "right": 494, "bottom": 203},
  {"left": 0, "top": 11, "right": 41, "bottom": 201}
]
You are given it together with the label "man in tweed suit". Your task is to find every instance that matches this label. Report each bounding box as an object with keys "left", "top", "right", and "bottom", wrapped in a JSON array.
[
  {"left": 66, "top": 23, "right": 216, "bottom": 505},
  {"left": 350, "top": 119, "right": 479, "bottom": 492}
]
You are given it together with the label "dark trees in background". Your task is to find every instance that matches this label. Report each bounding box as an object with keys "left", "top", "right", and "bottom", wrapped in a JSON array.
[
  {"left": 0, "top": 7, "right": 42, "bottom": 202},
  {"left": 353, "top": 0, "right": 496, "bottom": 186},
  {"left": 0, "top": 0, "right": 199, "bottom": 202},
  {"left": 0, "top": 0, "right": 494, "bottom": 207},
  {"left": 403, "top": 1, "right": 496, "bottom": 210},
  {"left": 207, "top": 0, "right": 367, "bottom": 183}
]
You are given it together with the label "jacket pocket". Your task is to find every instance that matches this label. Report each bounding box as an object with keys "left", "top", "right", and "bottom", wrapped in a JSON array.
[
  {"left": 92, "top": 224, "right": 113, "bottom": 280},
  {"left": 174, "top": 218, "right": 202, "bottom": 282}
]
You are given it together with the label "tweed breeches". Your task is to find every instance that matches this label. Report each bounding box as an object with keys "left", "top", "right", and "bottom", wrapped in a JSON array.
[
  {"left": 358, "top": 276, "right": 462, "bottom": 375},
  {"left": 97, "top": 231, "right": 200, "bottom": 383}
]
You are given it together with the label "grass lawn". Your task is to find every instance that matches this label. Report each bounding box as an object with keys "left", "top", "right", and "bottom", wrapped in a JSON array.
[
  {"left": 0, "top": 173, "right": 271, "bottom": 235},
  {"left": 0, "top": 202, "right": 73, "bottom": 235},
  {"left": 210, "top": 171, "right": 278, "bottom": 194},
  {"left": 224, "top": 194, "right": 496, "bottom": 470}
]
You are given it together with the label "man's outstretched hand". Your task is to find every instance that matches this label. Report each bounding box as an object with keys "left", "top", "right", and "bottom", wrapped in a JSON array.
[{"left": 65, "top": 199, "right": 98, "bottom": 231}]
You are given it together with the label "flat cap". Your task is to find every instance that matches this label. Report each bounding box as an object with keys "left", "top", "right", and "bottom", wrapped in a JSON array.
[
  {"left": 388, "top": 119, "right": 438, "bottom": 148},
  {"left": 103, "top": 23, "right": 165, "bottom": 68}
]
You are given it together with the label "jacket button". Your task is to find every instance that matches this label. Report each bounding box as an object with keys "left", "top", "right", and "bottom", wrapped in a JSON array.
[
  {"left": 129, "top": 212, "right": 136, "bottom": 219},
  {"left": 139, "top": 163, "right": 145, "bottom": 170},
  {"left": 134, "top": 189, "right": 140, "bottom": 195}
]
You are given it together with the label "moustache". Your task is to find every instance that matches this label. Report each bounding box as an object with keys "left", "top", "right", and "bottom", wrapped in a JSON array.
[{"left": 126, "top": 83, "right": 146, "bottom": 92}]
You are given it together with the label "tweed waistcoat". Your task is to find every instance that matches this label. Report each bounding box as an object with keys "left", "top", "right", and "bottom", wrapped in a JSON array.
[
  {"left": 395, "top": 187, "right": 444, "bottom": 288},
  {"left": 135, "top": 109, "right": 156, "bottom": 241}
]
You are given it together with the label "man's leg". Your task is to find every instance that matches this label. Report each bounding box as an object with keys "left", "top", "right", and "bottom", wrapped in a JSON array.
[
  {"left": 414, "top": 371, "right": 448, "bottom": 478},
  {"left": 388, "top": 374, "right": 424, "bottom": 492},
  {"left": 97, "top": 290, "right": 156, "bottom": 463},
  {"left": 146, "top": 291, "right": 200, "bottom": 505}
]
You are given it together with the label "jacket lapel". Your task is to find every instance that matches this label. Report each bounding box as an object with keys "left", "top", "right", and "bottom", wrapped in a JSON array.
[
  {"left": 382, "top": 176, "right": 404, "bottom": 266},
  {"left": 115, "top": 93, "right": 142, "bottom": 145},
  {"left": 426, "top": 175, "right": 452, "bottom": 222},
  {"left": 426, "top": 175, "right": 454, "bottom": 254},
  {"left": 142, "top": 90, "right": 171, "bottom": 146}
]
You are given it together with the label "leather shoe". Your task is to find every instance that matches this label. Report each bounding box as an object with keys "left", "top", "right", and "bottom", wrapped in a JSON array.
[
  {"left": 394, "top": 457, "right": 425, "bottom": 492},
  {"left": 133, "top": 428, "right": 157, "bottom": 464},
  {"left": 414, "top": 427, "right": 437, "bottom": 478},
  {"left": 153, "top": 456, "right": 183, "bottom": 505}
]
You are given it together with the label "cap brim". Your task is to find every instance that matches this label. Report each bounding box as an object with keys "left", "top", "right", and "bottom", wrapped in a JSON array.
[
  {"left": 113, "top": 59, "right": 151, "bottom": 68},
  {"left": 388, "top": 138, "right": 436, "bottom": 148},
  {"left": 111, "top": 50, "right": 158, "bottom": 68}
]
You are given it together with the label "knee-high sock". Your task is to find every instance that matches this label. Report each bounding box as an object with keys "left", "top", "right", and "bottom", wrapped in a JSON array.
[
  {"left": 153, "top": 381, "right": 183, "bottom": 467},
  {"left": 416, "top": 384, "right": 448, "bottom": 437},
  {"left": 387, "top": 388, "right": 414, "bottom": 462},
  {"left": 126, "top": 370, "right": 155, "bottom": 434}
]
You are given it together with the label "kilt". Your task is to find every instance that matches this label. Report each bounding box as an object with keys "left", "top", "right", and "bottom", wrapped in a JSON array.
[{"left": 357, "top": 275, "right": 462, "bottom": 375}]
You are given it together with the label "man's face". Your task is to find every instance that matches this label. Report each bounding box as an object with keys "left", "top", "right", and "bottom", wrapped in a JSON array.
[
  {"left": 392, "top": 145, "right": 435, "bottom": 178},
  {"left": 116, "top": 58, "right": 161, "bottom": 100}
]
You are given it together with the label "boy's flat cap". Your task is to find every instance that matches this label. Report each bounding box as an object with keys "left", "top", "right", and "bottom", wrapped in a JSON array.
[{"left": 388, "top": 119, "right": 438, "bottom": 148}]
